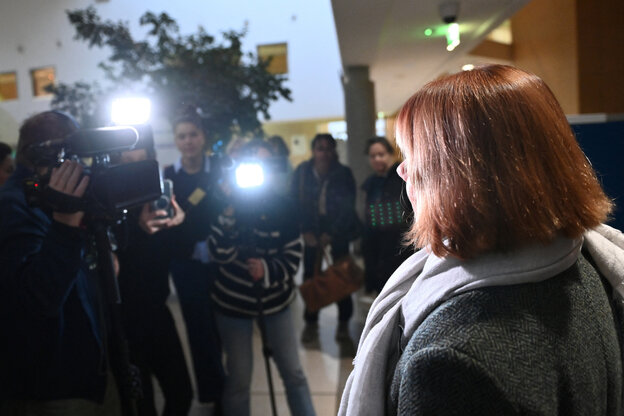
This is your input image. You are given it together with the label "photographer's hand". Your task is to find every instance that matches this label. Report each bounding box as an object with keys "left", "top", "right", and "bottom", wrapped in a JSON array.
[
  {"left": 246, "top": 258, "right": 265, "bottom": 281},
  {"left": 138, "top": 197, "right": 185, "bottom": 234},
  {"left": 320, "top": 233, "right": 332, "bottom": 247},
  {"left": 49, "top": 161, "right": 89, "bottom": 228},
  {"left": 168, "top": 196, "right": 185, "bottom": 227},
  {"left": 139, "top": 204, "right": 169, "bottom": 234},
  {"left": 303, "top": 232, "right": 318, "bottom": 247}
]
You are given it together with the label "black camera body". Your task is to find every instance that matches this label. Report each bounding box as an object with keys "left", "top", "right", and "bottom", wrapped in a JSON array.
[
  {"left": 151, "top": 179, "right": 174, "bottom": 218},
  {"left": 24, "top": 126, "right": 162, "bottom": 219}
]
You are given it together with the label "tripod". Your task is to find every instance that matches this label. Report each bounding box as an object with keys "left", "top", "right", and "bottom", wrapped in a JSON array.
[
  {"left": 255, "top": 282, "right": 278, "bottom": 416},
  {"left": 91, "top": 219, "right": 142, "bottom": 416}
]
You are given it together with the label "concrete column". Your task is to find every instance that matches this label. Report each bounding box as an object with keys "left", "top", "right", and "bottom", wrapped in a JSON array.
[{"left": 342, "top": 65, "right": 376, "bottom": 188}]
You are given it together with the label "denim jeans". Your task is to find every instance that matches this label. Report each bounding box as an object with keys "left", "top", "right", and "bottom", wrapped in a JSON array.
[{"left": 216, "top": 306, "right": 316, "bottom": 416}]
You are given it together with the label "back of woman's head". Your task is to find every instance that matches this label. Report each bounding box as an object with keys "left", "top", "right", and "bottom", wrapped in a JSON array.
[{"left": 396, "top": 64, "right": 612, "bottom": 259}]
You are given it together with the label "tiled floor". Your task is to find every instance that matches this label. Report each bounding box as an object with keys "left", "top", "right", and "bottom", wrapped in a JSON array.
[{"left": 156, "top": 277, "right": 369, "bottom": 416}]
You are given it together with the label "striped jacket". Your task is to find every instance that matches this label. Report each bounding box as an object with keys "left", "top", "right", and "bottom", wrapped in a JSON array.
[{"left": 208, "top": 194, "right": 302, "bottom": 318}]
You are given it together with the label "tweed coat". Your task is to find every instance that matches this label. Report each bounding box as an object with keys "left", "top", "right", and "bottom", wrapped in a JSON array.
[{"left": 388, "top": 254, "right": 623, "bottom": 415}]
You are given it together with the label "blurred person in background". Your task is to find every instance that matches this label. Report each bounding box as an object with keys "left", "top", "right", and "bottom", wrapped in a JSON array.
[
  {"left": 163, "top": 108, "right": 224, "bottom": 413},
  {"left": 208, "top": 139, "right": 315, "bottom": 416},
  {"left": 225, "top": 137, "right": 248, "bottom": 161},
  {"left": 267, "top": 135, "right": 292, "bottom": 196},
  {"left": 0, "top": 141, "right": 15, "bottom": 186},
  {"left": 340, "top": 64, "right": 624, "bottom": 416},
  {"left": 361, "top": 137, "right": 413, "bottom": 295},
  {"left": 290, "top": 133, "right": 360, "bottom": 344}
]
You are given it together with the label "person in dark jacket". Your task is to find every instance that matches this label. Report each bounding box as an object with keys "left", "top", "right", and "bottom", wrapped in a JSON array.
[
  {"left": 339, "top": 65, "right": 623, "bottom": 415},
  {"left": 290, "top": 133, "right": 359, "bottom": 343},
  {"left": 162, "top": 110, "right": 224, "bottom": 410},
  {"left": 361, "top": 137, "right": 413, "bottom": 294},
  {"left": 115, "top": 146, "right": 192, "bottom": 416},
  {"left": 208, "top": 139, "right": 315, "bottom": 416},
  {"left": 0, "top": 111, "right": 120, "bottom": 415}
]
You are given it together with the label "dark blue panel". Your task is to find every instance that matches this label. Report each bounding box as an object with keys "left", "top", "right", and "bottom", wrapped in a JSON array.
[{"left": 571, "top": 120, "right": 624, "bottom": 231}]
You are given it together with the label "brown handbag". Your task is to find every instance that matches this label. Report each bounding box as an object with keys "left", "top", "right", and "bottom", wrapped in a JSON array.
[{"left": 299, "top": 246, "right": 364, "bottom": 312}]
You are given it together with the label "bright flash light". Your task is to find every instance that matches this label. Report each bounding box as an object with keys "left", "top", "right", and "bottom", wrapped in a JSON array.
[
  {"left": 462, "top": 64, "right": 475, "bottom": 71},
  {"left": 235, "top": 162, "right": 265, "bottom": 189},
  {"left": 111, "top": 97, "right": 152, "bottom": 125},
  {"left": 446, "top": 23, "right": 460, "bottom": 51}
]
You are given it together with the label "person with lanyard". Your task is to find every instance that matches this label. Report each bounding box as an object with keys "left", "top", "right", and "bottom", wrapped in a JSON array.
[{"left": 163, "top": 109, "right": 224, "bottom": 413}]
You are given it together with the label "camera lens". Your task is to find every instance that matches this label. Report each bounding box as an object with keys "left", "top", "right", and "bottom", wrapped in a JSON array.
[{"left": 154, "top": 196, "right": 170, "bottom": 209}]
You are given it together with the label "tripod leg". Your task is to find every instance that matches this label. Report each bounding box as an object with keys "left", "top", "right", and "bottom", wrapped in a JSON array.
[
  {"left": 256, "top": 287, "right": 278, "bottom": 416},
  {"left": 262, "top": 307, "right": 315, "bottom": 416}
]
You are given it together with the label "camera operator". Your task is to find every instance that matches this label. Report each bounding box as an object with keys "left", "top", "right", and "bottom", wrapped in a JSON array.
[
  {"left": 0, "top": 111, "right": 121, "bottom": 415},
  {"left": 114, "top": 146, "right": 192, "bottom": 416},
  {"left": 208, "top": 139, "right": 315, "bottom": 416}
]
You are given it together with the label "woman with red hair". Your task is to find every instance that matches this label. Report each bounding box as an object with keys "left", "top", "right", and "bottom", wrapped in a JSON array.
[{"left": 340, "top": 65, "right": 624, "bottom": 415}]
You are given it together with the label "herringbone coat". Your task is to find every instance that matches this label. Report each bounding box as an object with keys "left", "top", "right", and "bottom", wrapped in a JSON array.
[{"left": 389, "top": 255, "right": 623, "bottom": 415}]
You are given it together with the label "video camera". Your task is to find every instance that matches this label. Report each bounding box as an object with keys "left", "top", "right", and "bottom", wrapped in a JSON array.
[{"left": 24, "top": 125, "right": 162, "bottom": 219}]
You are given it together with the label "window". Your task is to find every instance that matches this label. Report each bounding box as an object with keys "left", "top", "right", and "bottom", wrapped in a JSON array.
[
  {"left": 31, "top": 66, "right": 55, "bottom": 97},
  {"left": 257, "top": 43, "right": 288, "bottom": 75},
  {"left": 0, "top": 72, "right": 18, "bottom": 101}
]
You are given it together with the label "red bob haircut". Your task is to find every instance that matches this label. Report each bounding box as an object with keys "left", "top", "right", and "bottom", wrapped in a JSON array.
[{"left": 395, "top": 64, "right": 612, "bottom": 260}]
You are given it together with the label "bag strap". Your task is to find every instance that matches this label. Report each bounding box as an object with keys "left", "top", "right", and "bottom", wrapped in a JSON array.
[
  {"left": 321, "top": 244, "right": 333, "bottom": 266},
  {"left": 313, "top": 247, "right": 323, "bottom": 275},
  {"left": 313, "top": 245, "right": 334, "bottom": 275}
]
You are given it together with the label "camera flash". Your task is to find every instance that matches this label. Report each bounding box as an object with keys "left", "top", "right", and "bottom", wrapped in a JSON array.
[
  {"left": 235, "top": 163, "right": 265, "bottom": 189},
  {"left": 111, "top": 97, "right": 152, "bottom": 125}
]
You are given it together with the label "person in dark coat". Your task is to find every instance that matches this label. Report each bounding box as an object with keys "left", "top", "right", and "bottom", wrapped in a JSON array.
[
  {"left": 0, "top": 111, "right": 121, "bottom": 415},
  {"left": 361, "top": 137, "right": 413, "bottom": 294},
  {"left": 339, "top": 65, "right": 623, "bottom": 415},
  {"left": 115, "top": 147, "right": 192, "bottom": 416},
  {"left": 290, "top": 134, "right": 360, "bottom": 343}
]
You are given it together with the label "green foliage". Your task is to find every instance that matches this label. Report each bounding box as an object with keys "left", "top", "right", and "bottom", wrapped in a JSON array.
[{"left": 49, "top": 6, "right": 291, "bottom": 148}]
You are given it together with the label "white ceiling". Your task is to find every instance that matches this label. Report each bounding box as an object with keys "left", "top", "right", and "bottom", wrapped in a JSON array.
[{"left": 331, "top": 0, "right": 530, "bottom": 114}]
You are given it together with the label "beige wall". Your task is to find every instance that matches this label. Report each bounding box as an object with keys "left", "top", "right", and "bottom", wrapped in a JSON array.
[
  {"left": 262, "top": 117, "right": 341, "bottom": 168},
  {"left": 576, "top": 0, "right": 624, "bottom": 113},
  {"left": 511, "top": 0, "right": 580, "bottom": 114},
  {"left": 512, "top": 0, "right": 624, "bottom": 114}
]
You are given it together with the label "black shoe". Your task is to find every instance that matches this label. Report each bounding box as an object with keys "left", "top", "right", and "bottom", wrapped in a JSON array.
[
  {"left": 301, "top": 322, "right": 319, "bottom": 346},
  {"left": 335, "top": 321, "right": 351, "bottom": 342}
]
